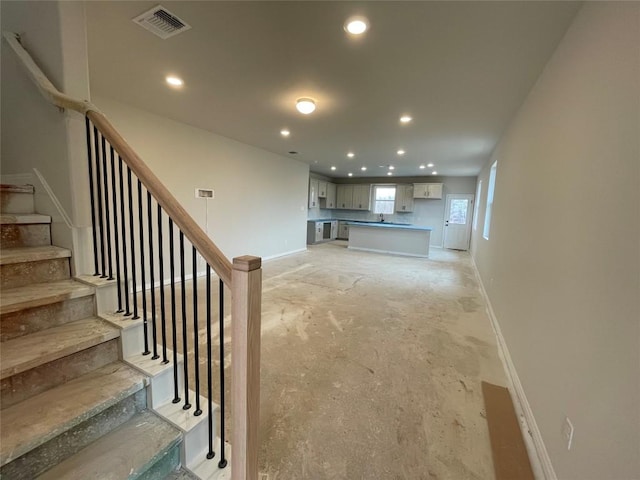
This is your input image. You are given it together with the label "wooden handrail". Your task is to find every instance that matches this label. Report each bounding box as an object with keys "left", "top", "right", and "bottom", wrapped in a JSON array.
[{"left": 4, "top": 31, "right": 233, "bottom": 284}]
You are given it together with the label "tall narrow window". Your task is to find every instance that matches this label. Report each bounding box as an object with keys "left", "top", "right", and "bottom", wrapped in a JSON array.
[
  {"left": 483, "top": 162, "right": 497, "bottom": 240},
  {"left": 373, "top": 185, "right": 396, "bottom": 214},
  {"left": 473, "top": 180, "right": 482, "bottom": 231}
]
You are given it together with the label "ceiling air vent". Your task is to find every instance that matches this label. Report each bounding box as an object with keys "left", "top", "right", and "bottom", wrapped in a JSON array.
[{"left": 133, "top": 5, "right": 191, "bottom": 39}]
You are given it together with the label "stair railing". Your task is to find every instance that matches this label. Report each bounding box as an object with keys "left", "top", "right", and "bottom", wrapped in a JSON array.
[{"left": 4, "top": 31, "right": 261, "bottom": 480}]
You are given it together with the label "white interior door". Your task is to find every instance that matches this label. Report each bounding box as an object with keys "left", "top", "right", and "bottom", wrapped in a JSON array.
[{"left": 443, "top": 194, "right": 474, "bottom": 250}]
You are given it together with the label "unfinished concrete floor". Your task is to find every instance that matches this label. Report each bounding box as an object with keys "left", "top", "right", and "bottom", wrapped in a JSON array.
[
  {"left": 145, "top": 241, "right": 509, "bottom": 479},
  {"left": 256, "top": 242, "right": 508, "bottom": 479}
]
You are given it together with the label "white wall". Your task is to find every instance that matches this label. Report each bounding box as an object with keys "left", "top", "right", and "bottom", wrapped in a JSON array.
[
  {"left": 472, "top": 3, "right": 639, "bottom": 479},
  {"left": 1, "top": 1, "right": 93, "bottom": 274},
  {"left": 93, "top": 97, "right": 309, "bottom": 262}
]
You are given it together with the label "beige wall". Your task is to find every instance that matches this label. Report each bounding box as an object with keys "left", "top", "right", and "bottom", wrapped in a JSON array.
[
  {"left": 93, "top": 96, "right": 309, "bottom": 262},
  {"left": 472, "top": 3, "right": 639, "bottom": 479}
]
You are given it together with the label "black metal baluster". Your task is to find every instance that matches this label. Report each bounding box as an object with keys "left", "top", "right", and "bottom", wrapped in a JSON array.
[
  {"left": 180, "top": 232, "right": 191, "bottom": 409},
  {"left": 101, "top": 135, "right": 114, "bottom": 281},
  {"left": 119, "top": 158, "right": 131, "bottom": 316},
  {"left": 169, "top": 219, "right": 180, "bottom": 403},
  {"left": 127, "top": 168, "right": 139, "bottom": 319},
  {"left": 148, "top": 191, "right": 159, "bottom": 360},
  {"left": 206, "top": 264, "right": 215, "bottom": 459},
  {"left": 138, "top": 180, "right": 150, "bottom": 355},
  {"left": 94, "top": 127, "right": 106, "bottom": 278},
  {"left": 158, "top": 205, "right": 169, "bottom": 364},
  {"left": 192, "top": 247, "right": 202, "bottom": 416},
  {"left": 85, "top": 118, "right": 99, "bottom": 276},
  {"left": 109, "top": 147, "right": 123, "bottom": 312},
  {"left": 218, "top": 278, "right": 227, "bottom": 468}
]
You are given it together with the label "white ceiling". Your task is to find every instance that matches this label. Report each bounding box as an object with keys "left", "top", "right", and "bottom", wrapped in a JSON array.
[{"left": 86, "top": 1, "right": 581, "bottom": 178}]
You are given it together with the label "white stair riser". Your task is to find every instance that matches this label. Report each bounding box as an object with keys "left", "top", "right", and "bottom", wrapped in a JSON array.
[
  {"left": 1, "top": 192, "right": 35, "bottom": 214},
  {"left": 183, "top": 414, "right": 215, "bottom": 469},
  {"left": 148, "top": 364, "right": 185, "bottom": 410}
]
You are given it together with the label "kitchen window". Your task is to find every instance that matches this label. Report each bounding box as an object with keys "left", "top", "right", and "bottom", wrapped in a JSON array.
[{"left": 373, "top": 185, "right": 396, "bottom": 214}]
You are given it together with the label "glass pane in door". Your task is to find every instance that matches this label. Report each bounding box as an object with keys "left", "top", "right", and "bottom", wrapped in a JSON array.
[{"left": 449, "top": 199, "right": 469, "bottom": 224}]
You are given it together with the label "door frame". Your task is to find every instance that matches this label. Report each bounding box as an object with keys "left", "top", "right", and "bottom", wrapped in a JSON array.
[{"left": 443, "top": 194, "right": 474, "bottom": 250}]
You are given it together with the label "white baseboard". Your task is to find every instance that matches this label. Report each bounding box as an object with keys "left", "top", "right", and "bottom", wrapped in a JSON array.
[
  {"left": 470, "top": 255, "right": 556, "bottom": 480},
  {"left": 262, "top": 247, "right": 307, "bottom": 262}
]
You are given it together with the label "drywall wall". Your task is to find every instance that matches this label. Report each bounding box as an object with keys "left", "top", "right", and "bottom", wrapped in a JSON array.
[
  {"left": 93, "top": 96, "right": 309, "bottom": 262},
  {"left": 472, "top": 3, "right": 639, "bottom": 479},
  {"left": 327, "top": 176, "right": 477, "bottom": 246},
  {"left": 1, "top": 1, "right": 93, "bottom": 273}
]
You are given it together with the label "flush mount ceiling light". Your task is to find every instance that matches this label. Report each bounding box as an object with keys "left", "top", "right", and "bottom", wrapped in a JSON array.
[
  {"left": 280, "top": 129, "right": 290, "bottom": 137},
  {"left": 296, "top": 98, "right": 316, "bottom": 115},
  {"left": 389, "top": 165, "right": 395, "bottom": 170},
  {"left": 344, "top": 16, "right": 369, "bottom": 35},
  {"left": 361, "top": 166, "right": 367, "bottom": 171},
  {"left": 347, "top": 152, "right": 355, "bottom": 158},
  {"left": 419, "top": 165, "right": 426, "bottom": 169},
  {"left": 387, "top": 172, "right": 393, "bottom": 176},
  {"left": 166, "top": 76, "right": 184, "bottom": 87},
  {"left": 427, "top": 163, "right": 434, "bottom": 168},
  {"left": 348, "top": 172, "right": 353, "bottom": 177},
  {"left": 400, "top": 115, "right": 412, "bottom": 124},
  {"left": 397, "top": 149, "right": 405, "bottom": 155},
  {"left": 432, "top": 171, "right": 438, "bottom": 175},
  {"left": 331, "top": 166, "right": 337, "bottom": 171}
]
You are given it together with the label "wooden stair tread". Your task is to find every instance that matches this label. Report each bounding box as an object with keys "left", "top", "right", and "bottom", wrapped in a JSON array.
[
  {"left": 37, "top": 410, "right": 180, "bottom": 480},
  {"left": 0, "top": 184, "right": 35, "bottom": 194},
  {"left": 0, "top": 213, "right": 50, "bottom": 225},
  {"left": 0, "top": 279, "right": 93, "bottom": 315},
  {"left": 0, "top": 246, "right": 71, "bottom": 265},
  {"left": 0, "top": 361, "right": 147, "bottom": 466},
  {"left": 0, "top": 317, "right": 119, "bottom": 379}
]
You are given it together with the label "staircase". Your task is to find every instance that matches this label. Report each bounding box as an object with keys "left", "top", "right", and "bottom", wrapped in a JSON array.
[{"left": 0, "top": 184, "right": 197, "bottom": 479}]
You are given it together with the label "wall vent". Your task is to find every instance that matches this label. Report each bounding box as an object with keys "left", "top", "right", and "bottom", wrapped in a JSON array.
[{"left": 133, "top": 5, "right": 191, "bottom": 39}]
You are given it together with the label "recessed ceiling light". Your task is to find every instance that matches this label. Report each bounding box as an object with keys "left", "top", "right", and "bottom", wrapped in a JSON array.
[
  {"left": 347, "top": 152, "right": 355, "bottom": 158},
  {"left": 344, "top": 16, "right": 369, "bottom": 35},
  {"left": 166, "top": 76, "right": 184, "bottom": 87},
  {"left": 432, "top": 171, "right": 438, "bottom": 175},
  {"left": 400, "top": 115, "right": 412, "bottom": 124},
  {"left": 389, "top": 165, "right": 395, "bottom": 170},
  {"left": 348, "top": 172, "right": 353, "bottom": 177},
  {"left": 361, "top": 166, "right": 367, "bottom": 171},
  {"left": 427, "top": 163, "right": 434, "bottom": 168},
  {"left": 387, "top": 172, "right": 393, "bottom": 176},
  {"left": 296, "top": 98, "right": 316, "bottom": 114},
  {"left": 280, "top": 129, "right": 290, "bottom": 137},
  {"left": 331, "top": 166, "right": 337, "bottom": 171},
  {"left": 397, "top": 149, "right": 405, "bottom": 155},
  {"left": 419, "top": 165, "right": 426, "bottom": 169}
]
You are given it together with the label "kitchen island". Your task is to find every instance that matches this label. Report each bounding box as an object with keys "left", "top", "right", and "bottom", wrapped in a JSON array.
[{"left": 347, "top": 222, "right": 432, "bottom": 257}]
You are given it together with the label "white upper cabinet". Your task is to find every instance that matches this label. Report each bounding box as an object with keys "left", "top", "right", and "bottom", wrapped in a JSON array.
[
  {"left": 308, "top": 178, "right": 319, "bottom": 208},
  {"left": 324, "top": 182, "right": 337, "bottom": 209},
  {"left": 318, "top": 181, "right": 328, "bottom": 198},
  {"left": 395, "top": 184, "right": 414, "bottom": 212},
  {"left": 352, "top": 184, "right": 371, "bottom": 210},
  {"left": 413, "top": 183, "right": 443, "bottom": 199},
  {"left": 336, "top": 184, "right": 353, "bottom": 209}
]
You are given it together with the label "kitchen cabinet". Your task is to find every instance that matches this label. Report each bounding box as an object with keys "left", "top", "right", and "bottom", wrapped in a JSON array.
[
  {"left": 395, "top": 184, "right": 414, "bottom": 212},
  {"left": 331, "top": 220, "right": 338, "bottom": 239},
  {"left": 319, "top": 182, "right": 337, "bottom": 208},
  {"left": 308, "top": 178, "right": 319, "bottom": 208},
  {"left": 352, "top": 184, "right": 371, "bottom": 210},
  {"left": 413, "top": 183, "right": 443, "bottom": 199},
  {"left": 338, "top": 221, "right": 350, "bottom": 240},
  {"left": 318, "top": 181, "right": 328, "bottom": 198},
  {"left": 336, "top": 185, "right": 353, "bottom": 209}
]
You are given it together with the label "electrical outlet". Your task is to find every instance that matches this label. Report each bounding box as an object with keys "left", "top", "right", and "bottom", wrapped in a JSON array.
[
  {"left": 562, "top": 416, "right": 574, "bottom": 450},
  {"left": 195, "top": 188, "right": 214, "bottom": 199}
]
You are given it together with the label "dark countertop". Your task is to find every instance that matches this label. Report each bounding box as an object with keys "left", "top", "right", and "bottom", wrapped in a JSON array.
[{"left": 347, "top": 222, "right": 432, "bottom": 231}]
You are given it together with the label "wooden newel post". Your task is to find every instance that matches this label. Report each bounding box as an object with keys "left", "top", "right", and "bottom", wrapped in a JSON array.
[{"left": 231, "top": 255, "right": 262, "bottom": 480}]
